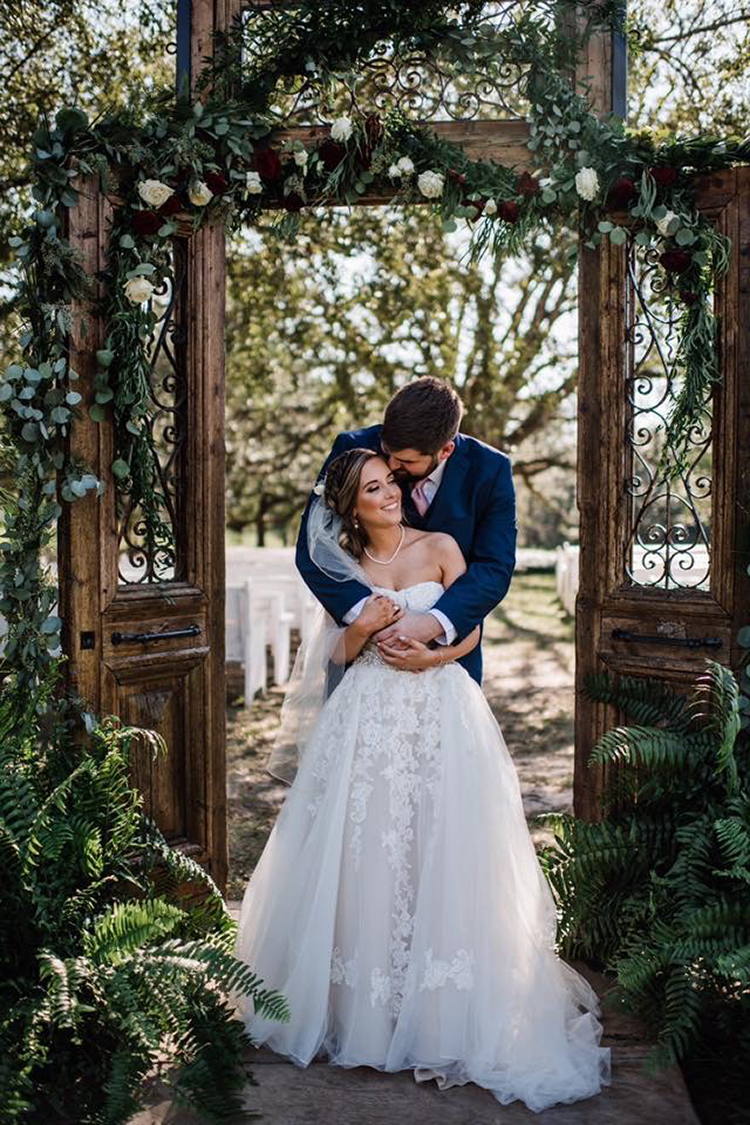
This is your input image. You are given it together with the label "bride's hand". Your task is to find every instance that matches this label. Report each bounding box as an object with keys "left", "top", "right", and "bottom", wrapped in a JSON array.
[
  {"left": 355, "top": 594, "right": 403, "bottom": 636},
  {"left": 378, "top": 636, "right": 440, "bottom": 673}
]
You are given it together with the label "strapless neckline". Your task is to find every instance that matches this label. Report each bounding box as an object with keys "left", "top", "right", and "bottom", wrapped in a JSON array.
[{"left": 371, "top": 580, "right": 444, "bottom": 596}]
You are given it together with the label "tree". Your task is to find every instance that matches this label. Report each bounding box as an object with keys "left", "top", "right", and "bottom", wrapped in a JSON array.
[
  {"left": 224, "top": 205, "right": 580, "bottom": 545},
  {"left": 0, "top": 2, "right": 173, "bottom": 325}
]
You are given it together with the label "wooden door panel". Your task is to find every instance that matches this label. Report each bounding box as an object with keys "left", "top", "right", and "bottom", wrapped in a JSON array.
[
  {"left": 115, "top": 660, "right": 207, "bottom": 852},
  {"left": 576, "top": 166, "right": 750, "bottom": 820},
  {"left": 60, "top": 176, "right": 227, "bottom": 889}
]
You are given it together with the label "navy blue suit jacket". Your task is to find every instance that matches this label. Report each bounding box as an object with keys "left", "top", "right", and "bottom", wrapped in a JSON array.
[{"left": 295, "top": 425, "right": 517, "bottom": 684}]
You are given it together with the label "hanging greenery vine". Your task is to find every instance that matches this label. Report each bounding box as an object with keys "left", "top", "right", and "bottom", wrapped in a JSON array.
[{"left": 1, "top": 0, "right": 749, "bottom": 713}]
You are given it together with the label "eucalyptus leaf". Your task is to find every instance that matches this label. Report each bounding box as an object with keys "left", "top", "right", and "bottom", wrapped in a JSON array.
[
  {"left": 675, "top": 228, "right": 696, "bottom": 246},
  {"left": 609, "top": 226, "right": 627, "bottom": 245},
  {"left": 111, "top": 458, "right": 130, "bottom": 480},
  {"left": 88, "top": 403, "right": 106, "bottom": 422}
]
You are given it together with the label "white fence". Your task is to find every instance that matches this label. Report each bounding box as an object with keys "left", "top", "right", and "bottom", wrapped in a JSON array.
[{"left": 555, "top": 543, "right": 579, "bottom": 617}]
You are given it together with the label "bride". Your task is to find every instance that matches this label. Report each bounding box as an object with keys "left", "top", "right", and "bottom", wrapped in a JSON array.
[{"left": 234, "top": 447, "right": 612, "bottom": 1113}]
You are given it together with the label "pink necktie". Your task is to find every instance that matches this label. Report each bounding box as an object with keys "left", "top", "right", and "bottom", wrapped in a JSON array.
[{"left": 411, "top": 480, "right": 430, "bottom": 516}]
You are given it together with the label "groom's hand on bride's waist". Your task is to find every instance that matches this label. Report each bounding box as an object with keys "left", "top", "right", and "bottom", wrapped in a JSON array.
[{"left": 374, "top": 611, "right": 443, "bottom": 650}]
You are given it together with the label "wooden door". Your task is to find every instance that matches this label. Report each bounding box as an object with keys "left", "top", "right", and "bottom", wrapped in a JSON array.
[
  {"left": 58, "top": 177, "right": 228, "bottom": 890},
  {"left": 575, "top": 166, "right": 750, "bottom": 820}
]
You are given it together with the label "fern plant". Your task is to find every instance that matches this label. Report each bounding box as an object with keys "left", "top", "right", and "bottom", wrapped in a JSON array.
[
  {"left": 0, "top": 660, "right": 289, "bottom": 1125},
  {"left": 537, "top": 661, "right": 750, "bottom": 1123}
]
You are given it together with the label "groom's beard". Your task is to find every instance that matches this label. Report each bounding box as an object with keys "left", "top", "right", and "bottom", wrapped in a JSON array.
[{"left": 389, "top": 455, "right": 441, "bottom": 487}]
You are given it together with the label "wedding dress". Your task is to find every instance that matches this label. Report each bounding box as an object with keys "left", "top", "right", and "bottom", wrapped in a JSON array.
[{"left": 235, "top": 581, "right": 612, "bottom": 1113}]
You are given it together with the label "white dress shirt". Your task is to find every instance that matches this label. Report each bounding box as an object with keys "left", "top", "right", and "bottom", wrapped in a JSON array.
[{"left": 343, "top": 457, "right": 457, "bottom": 644}]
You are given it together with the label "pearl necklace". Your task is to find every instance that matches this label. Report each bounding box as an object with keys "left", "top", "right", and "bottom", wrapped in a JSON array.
[{"left": 363, "top": 524, "right": 405, "bottom": 565}]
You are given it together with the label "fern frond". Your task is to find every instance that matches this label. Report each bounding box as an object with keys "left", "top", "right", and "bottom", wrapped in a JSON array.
[
  {"left": 134, "top": 939, "right": 291, "bottom": 1023},
  {"left": 84, "top": 899, "right": 186, "bottom": 965},
  {"left": 589, "top": 724, "right": 690, "bottom": 769}
]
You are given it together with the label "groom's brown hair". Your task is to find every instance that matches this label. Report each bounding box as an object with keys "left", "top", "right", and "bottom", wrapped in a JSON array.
[{"left": 381, "top": 377, "right": 463, "bottom": 455}]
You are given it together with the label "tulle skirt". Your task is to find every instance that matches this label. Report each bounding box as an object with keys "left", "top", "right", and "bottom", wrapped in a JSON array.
[{"left": 234, "top": 655, "right": 612, "bottom": 1113}]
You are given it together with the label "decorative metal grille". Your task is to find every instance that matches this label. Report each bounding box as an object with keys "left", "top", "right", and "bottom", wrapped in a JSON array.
[
  {"left": 623, "top": 239, "right": 712, "bottom": 591},
  {"left": 117, "top": 238, "right": 189, "bottom": 584},
  {"left": 239, "top": 1, "right": 548, "bottom": 126}
]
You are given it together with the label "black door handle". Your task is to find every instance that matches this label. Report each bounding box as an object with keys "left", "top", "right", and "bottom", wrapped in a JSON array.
[
  {"left": 611, "top": 628, "right": 722, "bottom": 650},
  {"left": 111, "top": 624, "right": 202, "bottom": 645}
]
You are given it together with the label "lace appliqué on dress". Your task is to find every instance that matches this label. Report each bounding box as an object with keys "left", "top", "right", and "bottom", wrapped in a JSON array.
[{"left": 420, "top": 947, "right": 475, "bottom": 991}]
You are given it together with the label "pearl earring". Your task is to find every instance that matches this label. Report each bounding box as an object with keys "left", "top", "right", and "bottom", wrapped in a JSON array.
[{"left": 353, "top": 516, "right": 359, "bottom": 528}]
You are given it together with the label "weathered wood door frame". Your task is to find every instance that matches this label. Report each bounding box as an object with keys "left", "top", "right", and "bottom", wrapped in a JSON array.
[
  {"left": 59, "top": 188, "right": 228, "bottom": 890},
  {"left": 575, "top": 168, "right": 750, "bottom": 819}
]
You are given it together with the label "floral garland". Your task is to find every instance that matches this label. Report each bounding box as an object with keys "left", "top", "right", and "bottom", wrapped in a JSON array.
[{"left": 2, "top": 0, "right": 749, "bottom": 710}]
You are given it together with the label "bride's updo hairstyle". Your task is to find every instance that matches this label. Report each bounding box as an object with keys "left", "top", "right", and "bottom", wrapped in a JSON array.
[{"left": 324, "top": 447, "right": 380, "bottom": 559}]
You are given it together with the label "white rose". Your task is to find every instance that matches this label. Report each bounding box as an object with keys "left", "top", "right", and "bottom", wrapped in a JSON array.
[
  {"left": 246, "top": 171, "right": 263, "bottom": 194},
  {"left": 656, "top": 210, "right": 678, "bottom": 237},
  {"left": 137, "top": 178, "right": 174, "bottom": 208},
  {"left": 417, "top": 170, "right": 445, "bottom": 199},
  {"left": 123, "top": 276, "right": 156, "bottom": 304},
  {"left": 330, "top": 116, "right": 353, "bottom": 142},
  {"left": 293, "top": 149, "right": 308, "bottom": 168},
  {"left": 574, "top": 167, "right": 599, "bottom": 201},
  {"left": 188, "top": 181, "right": 213, "bottom": 206},
  {"left": 484, "top": 198, "right": 498, "bottom": 215},
  {"left": 388, "top": 163, "right": 401, "bottom": 178},
  {"left": 397, "top": 156, "right": 415, "bottom": 175}
]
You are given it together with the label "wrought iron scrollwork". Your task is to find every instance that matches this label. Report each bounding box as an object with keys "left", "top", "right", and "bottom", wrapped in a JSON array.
[
  {"left": 239, "top": 1, "right": 542, "bottom": 125},
  {"left": 623, "top": 239, "right": 712, "bottom": 591},
  {"left": 117, "top": 238, "right": 189, "bottom": 585}
]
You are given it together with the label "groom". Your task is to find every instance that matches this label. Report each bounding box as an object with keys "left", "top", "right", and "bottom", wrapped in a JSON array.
[{"left": 296, "top": 376, "right": 516, "bottom": 684}]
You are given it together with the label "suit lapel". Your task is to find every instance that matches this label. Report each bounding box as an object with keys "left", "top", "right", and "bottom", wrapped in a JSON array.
[{"left": 423, "top": 437, "right": 468, "bottom": 529}]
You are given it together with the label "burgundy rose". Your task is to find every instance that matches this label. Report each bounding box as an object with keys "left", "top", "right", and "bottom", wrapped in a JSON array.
[
  {"left": 659, "top": 249, "right": 691, "bottom": 273},
  {"left": 158, "top": 194, "right": 183, "bottom": 216},
  {"left": 318, "top": 138, "right": 347, "bottom": 172},
  {"left": 607, "top": 176, "right": 637, "bottom": 208},
  {"left": 448, "top": 168, "right": 467, "bottom": 186},
  {"left": 131, "top": 210, "right": 163, "bottom": 235},
  {"left": 498, "top": 200, "right": 519, "bottom": 223},
  {"left": 254, "top": 148, "right": 283, "bottom": 182},
  {"left": 679, "top": 289, "right": 699, "bottom": 305},
  {"left": 283, "top": 192, "right": 304, "bottom": 213},
  {"left": 205, "top": 171, "right": 229, "bottom": 194},
  {"left": 649, "top": 165, "right": 678, "bottom": 189},
  {"left": 516, "top": 171, "right": 540, "bottom": 198}
]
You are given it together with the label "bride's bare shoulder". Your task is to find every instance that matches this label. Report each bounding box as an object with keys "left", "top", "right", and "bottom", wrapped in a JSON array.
[{"left": 410, "top": 529, "right": 462, "bottom": 561}]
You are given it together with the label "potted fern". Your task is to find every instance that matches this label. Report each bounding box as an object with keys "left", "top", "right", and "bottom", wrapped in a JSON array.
[
  {"left": 538, "top": 661, "right": 750, "bottom": 1123},
  {"left": 0, "top": 661, "right": 289, "bottom": 1124}
]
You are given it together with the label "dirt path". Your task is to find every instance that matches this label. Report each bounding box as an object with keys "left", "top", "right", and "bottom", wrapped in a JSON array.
[{"left": 226, "top": 572, "right": 574, "bottom": 898}]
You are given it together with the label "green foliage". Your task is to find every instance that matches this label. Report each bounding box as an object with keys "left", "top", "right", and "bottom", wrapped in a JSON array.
[
  {"left": 537, "top": 661, "right": 750, "bottom": 1122},
  {"left": 0, "top": 662, "right": 289, "bottom": 1124},
  {"left": 1, "top": 0, "right": 747, "bottom": 694}
]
